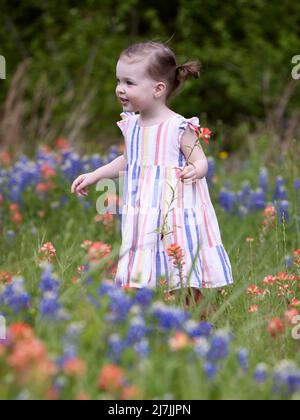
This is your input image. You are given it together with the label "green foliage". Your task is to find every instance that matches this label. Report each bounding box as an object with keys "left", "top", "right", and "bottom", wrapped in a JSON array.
[{"left": 0, "top": 0, "right": 300, "bottom": 151}]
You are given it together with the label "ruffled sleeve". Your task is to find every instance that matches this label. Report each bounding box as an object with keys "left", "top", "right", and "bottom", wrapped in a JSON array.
[
  {"left": 116, "top": 111, "right": 136, "bottom": 138},
  {"left": 178, "top": 116, "right": 201, "bottom": 146}
]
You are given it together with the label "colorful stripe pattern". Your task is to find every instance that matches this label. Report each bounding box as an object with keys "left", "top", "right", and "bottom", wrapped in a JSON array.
[{"left": 115, "top": 112, "right": 234, "bottom": 290}]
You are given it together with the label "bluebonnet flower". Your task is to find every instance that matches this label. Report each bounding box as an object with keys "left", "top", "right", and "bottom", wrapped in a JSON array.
[
  {"left": 258, "top": 167, "right": 269, "bottom": 194},
  {"left": 249, "top": 188, "right": 266, "bottom": 211},
  {"left": 107, "top": 290, "right": 133, "bottom": 322},
  {"left": 277, "top": 200, "right": 289, "bottom": 223},
  {"left": 294, "top": 179, "right": 300, "bottom": 191},
  {"left": 284, "top": 255, "right": 293, "bottom": 268},
  {"left": 38, "top": 265, "right": 69, "bottom": 320},
  {"left": 39, "top": 263, "right": 60, "bottom": 293},
  {"left": 218, "top": 189, "right": 236, "bottom": 213},
  {"left": 203, "top": 362, "right": 218, "bottom": 380},
  {"left": 206, "top": 157, "right": 215, "bottom": 186},
  {"left": 98, "top": 281, "right": 116, "bottom": 296},
  {"left": 273, "top": 176, "right": 288, "bottom": 201},
  {"left": 236, "top": 205, "right": 249, "bottom": 218},
  {"left": 1, "top": 277, "right": 30, "bottom": 313},
  {"left": 134, "top": 288, "right": 154, "bottom": 307},
  {"left": 5, "top": 230, "right": 16, "bottom": 244},
  {"left": 108, "top": 333, "right": 126, "bottom": 361},
  {"left": 151, "top": 302, "right": 190, "bottom": 331},
  {"left": 236, "top": 348, "right": 249, "bottom": 373},
  {"left": 253, "top": 363, "right": 269, "bottom": 384},
  {"left": 134, "top": 339, "right": 150, "bottom": 358},
  {"left": 184, "top": 320, "right": 213, "bottom": 339},
  {"left": 39, "top": 291, "right": 60, "bottom": 317},
  {"left": 206, "top": 329, "right": 233, "bottom": 362},
  {"left": 194, "top": 337, "right": 210, "bottom": 358},
  {"left": 126, "top": 317, "right": 148, "bottom": 345},
  {"left": 273, "top": 360, "right": 300, "bottom": 395}
]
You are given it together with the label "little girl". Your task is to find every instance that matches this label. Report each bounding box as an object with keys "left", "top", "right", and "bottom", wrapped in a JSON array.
[{"left": 71, "top": 41, "right": 234, "bottom": 306}]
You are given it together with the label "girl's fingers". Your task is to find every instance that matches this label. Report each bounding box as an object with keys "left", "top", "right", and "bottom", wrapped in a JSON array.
[{"left": 72, "top": 177, "right": 83, "bottom": 193}]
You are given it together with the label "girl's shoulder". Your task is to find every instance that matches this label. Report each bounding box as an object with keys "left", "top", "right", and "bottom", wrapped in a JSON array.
[{"left": 116, "top": 112, "right": 137, "bottom": 137}]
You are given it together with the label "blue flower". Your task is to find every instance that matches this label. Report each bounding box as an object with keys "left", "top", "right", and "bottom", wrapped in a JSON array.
[
  {"left": 134, "top": 288, "right": 154, "bottom": 307},
  {"left": 151, "top": 302, "right": 189, "bottom": 331},
  {"left": 1, "top": 277, "right": 30, "bottom": 313},
  {"left": 237, "top": 348, "right": 249, "bottom": 373},
  {"left": 39, "top": 263, "right": 60, "bottom": 293},
  {"left": 203, "top": 362, "right": 218, "bottom": 380},
  {"left": 253, "top": 363, "right": 269, "bottom": 383}
]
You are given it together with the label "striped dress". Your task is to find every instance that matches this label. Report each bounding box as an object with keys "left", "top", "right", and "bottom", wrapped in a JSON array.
[{"left": 114, "top": 111, "right": 234, "bottom": 290}]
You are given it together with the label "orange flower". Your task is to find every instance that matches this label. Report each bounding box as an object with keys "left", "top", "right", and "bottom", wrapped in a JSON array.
[
  {"left": 248, "top": 304, "right": 259, "bottom": 313},
  {"left": 9, "top": 323, "right": 34, "bottom": 342},
  {"left": 98, "top": 364, "right": 125, "bottom": 393},
  {"left": 284, "top": 309, "right": 299, "bottom": 325},
  {"left": 166, "top": 244, "right": 185, "bottom": 268},
  {"left": 121, "top": 385, "right": 143, "bottom": 400},
  {"left": 40, "top": 164, "right": 56, "bottom": 180},
  {"left": 36, "top": 182, "right": 54, "bottom": 193},
  {"left": 81, "top": 240, "right": 93, "bottom": 250},
  {"left": 64, "top": 357, "right": 86, "bottom": 377},
  {"left": 293, "top": 249, "right": 300, "bottom": 266},
  {"left": 0, "top": 271, "right": 12, "bottom": 284},
  {"left": 267, "top": 317, "right": 285, "bottom": 338},
  {"left": 39, "top": 242, "right": 56, "bottom": 262},
  {"left": 11, "top": 211, "right": 23, "bottom": 224},
  {"left": 246, "top": 284, "right": 265, "bottom": 296},
  {"left": 169, "top": 331, "right": 191, "bottom": 351},
  {"left": 263, "top": 204, "right": 276, "bottom": 218},
  {"left": 163, "top": 291, "right": 176, "bottom": 302},
  {"left": 8, "top": 337, "right": 47, "bottom": 370},
  {"left": 0, "top": 151, "right": 12, "bottom": 166},
  {"left": 191, "top": 125, "right": 212, "bottom": 145},
  {"left": 87, "top": 242, "right": 112, "bottom": 263},
  {"left": 290, "top": 297, "right": 300, "bottom": 307},
  {"left": 262, "top": 275, "right": 276, "bottom": 285},
  {"left": 75, "top": 392, "right": 90, "bottom": 400},
  {"left": 246, "top": 236, "right": 254, "bottom": 242},
  {"left": 55, "top": 137, "right": 71, "bottom": 151}
]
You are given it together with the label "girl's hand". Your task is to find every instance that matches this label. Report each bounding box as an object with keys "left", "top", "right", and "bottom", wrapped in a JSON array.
[
  {"left": 174, "top": 164, "right": 198, "bottom": 184},
  {"left": 71, "top": 172, "right": 98, "bottom": 197}
]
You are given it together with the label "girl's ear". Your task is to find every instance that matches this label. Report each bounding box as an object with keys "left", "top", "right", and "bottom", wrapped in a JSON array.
[{"left": 154, "top": 81, "right": 167, "bottom": 98}]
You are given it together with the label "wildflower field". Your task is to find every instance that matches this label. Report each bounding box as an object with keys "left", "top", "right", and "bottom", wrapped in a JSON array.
[{"left": 0, "top": 136, "right": 300, "bottom": 401}]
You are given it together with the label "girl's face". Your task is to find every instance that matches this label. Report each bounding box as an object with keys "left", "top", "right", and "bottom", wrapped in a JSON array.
[{"left": 115, "top": 57, "right": 162, "bottom": 113}]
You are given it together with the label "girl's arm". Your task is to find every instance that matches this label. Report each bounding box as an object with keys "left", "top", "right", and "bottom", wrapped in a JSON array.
[
  {"left": 92, "top": 153, "right": 127, "bottom": 181},
  {"left": 179, "top": 126, "right": 208, "bottom": 180}
]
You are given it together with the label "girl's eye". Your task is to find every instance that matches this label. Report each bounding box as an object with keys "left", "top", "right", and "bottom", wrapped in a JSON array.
[{"left": 116, "top": 80, "right": 134, "bottom": 85}]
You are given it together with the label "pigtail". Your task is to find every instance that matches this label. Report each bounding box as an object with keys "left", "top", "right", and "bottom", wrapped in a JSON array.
[{"left": 175, "top": 61, "right": 201, "bottom": 82}]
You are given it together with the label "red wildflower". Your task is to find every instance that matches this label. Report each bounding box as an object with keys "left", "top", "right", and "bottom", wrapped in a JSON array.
[
  {"left": 0, "top": 271, "right": 12, "bottom": 284},
  {"left": 284, "top": 309, "right": 299, "bottom": 325},
  {"left": 98, "top": 364, "right": 125, "bottom": 393},
  {"left": 40, "top": 164, "right": 56, "bottom": 180},
  {"left": 87, "top": 241, "right": 112, "bottom": 263},
  {"left": 267, "top": 317, "right": 285, "bottom": 338},
  {"left": 55, "top": 137, "right": 71, "bottom": 151},
  {"left": 39, "top": 242, "right": 56, "bottom": 263},
  {"left": 166, "top": 244, "right": 185, "bottom": 268},
  {"left": 248, "top": 304, "right": 259, "bottom": 313}
]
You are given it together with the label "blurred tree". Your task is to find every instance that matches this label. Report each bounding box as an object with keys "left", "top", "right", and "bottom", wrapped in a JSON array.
[{"left": 0, "top": 0, "right": 299, "bottom": 155}]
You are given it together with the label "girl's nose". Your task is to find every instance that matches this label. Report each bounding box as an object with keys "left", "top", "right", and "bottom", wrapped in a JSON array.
[{"left": 116, "top": 85, "right": 125, "bottom": 95}]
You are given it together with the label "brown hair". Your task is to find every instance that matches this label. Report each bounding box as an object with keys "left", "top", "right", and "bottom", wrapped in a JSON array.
[{"left": 119, "top": 41, "right": 201, "bottom": 100}]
